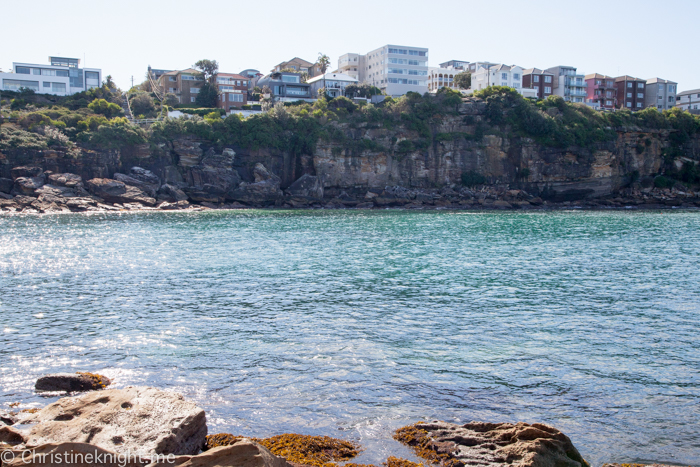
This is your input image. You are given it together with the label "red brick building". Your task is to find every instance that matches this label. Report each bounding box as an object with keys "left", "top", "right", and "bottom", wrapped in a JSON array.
[
  {"left": 585, "top": 73, "right": 617, "bottom": 109},
  {"left": 522, "top": 68, "right": 555, "bottom": 99},
  {"left": 215, "top": 73, "right": 249, "bottom": 111},
  {"left": 614, "top": 76, "right": 647, "bottom": 111}
]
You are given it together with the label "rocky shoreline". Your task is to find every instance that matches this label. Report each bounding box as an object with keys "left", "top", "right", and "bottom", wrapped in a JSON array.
[
  {"left": 0, "top": 373, "right": 690, "bottom": 467},
  {"left": 1, "top": 164, "right": 698, "bottom": 215}
]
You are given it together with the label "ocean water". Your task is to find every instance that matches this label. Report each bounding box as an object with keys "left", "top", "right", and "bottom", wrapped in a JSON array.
[{"left": 1, "top": 210, "right": 699, "bottom": 466}]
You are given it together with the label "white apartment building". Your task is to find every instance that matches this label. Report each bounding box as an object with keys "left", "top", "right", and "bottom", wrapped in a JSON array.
[
  {"left": 467, "top": 64, "right": 538, "bottom": 99},
  {"left": 306, "top": 72, "right": 358, "bottom": 98},
  {"left": 645, "top": 78, "right": 677, "bottom": 110},
  {"left": 337, "top": 45, "right": 429, "bottom": 97},
  {"left": 0, "top": 56, "right": 101, "bottom": 96},
  {"left": 545, "top": 66, "right": 588, "bottom": 103},
  {"left": 428, "top": 67, "right": 461, "bottom": 92},
  {"left": 675, "top": 89, "right": 700, "bottom": 112}
]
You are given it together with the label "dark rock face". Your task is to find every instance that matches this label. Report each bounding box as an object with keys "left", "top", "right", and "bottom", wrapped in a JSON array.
[
  {"left": 12, "top": 177, "right": 45, "bottom": 196},
  {"left": 47, "top": 173, "right": 83, "bottom": 188},
  {"left": 35, "top": 373, "right": 111, "bottom": 392},
  {"left": 158, "top": 184, "right": 188, "bottom": 202},
  {"left": 10, "top": 166, "right": 43, "bottom": 180},
  {"left": 114, "top": 173, "right": 157, "bottom": 197},
  {"left": 182, "top": 148, "right": 241, "bottom": 203},
  {"left": 86, "top": 178, "right": 156, "bottom": 206},
  {"left": 398, "top": 421, "right": 588, "bottom": 467},
  {"left": 129, "top": 166, "right": 161, "bottom": 186},
  {"left": 0, "top": 178, "right": 13, "bottom": 194},
  {"left": 227, "top": 163, "right": 282, "bottom": 205},
  {"left": 285, "top": 174, "right": 323, "bottom": 199}
]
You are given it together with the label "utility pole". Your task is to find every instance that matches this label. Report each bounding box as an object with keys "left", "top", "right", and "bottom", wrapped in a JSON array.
[{"left": 131, "top": 76, "right": 134, "bottom": 89}]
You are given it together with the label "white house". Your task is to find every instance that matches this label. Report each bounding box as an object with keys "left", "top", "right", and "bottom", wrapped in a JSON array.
[
  {"left": 675, "top": 89, "right": 700, "bottom": 112},
  {"left": 0, "top": 56, "right": 101, "bottom": 96},
  {"left": 306, "top": 72, "right": 358, "bottom": 98},
  {"left": 467, "top": 64, "right": 537, "bottom": 98}
]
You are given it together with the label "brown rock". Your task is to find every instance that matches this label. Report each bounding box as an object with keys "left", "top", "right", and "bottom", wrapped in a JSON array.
[
  {"left": 0, "top": 426, "right": 25, "bottom": 446},
  {"left": 86, "top": 179, "right": 156, "bottom": 206},
  {"left": 148, "top": 438, "right": 291, "bottom": 467},
  {"left": 35, "top": 373, "right": 111, "bottom": 392},
  {"left": 19, "top": 387, "right": 207, "bottom": 456},
  {"left": 3, "top": 443, "right": 146, "bottom": 467},
  {"left": 396, "top": 421, "right": 588, "bottom": 467}
]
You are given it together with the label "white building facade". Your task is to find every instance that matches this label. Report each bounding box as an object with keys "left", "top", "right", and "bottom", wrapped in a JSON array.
[
  {"left": 0, "top": 57, "right": 101, "bottom": 96},
  {"left": 645, "top": 78, "right": 677, "bottom": 110},
  {"left": 337, "top": 44, "right": 429, "bottom": 97},
  {"left": 427, "top": 67, "right": 460, "bottom": 92},
  {"left": 675, "top": 89, "right": 700, "bottom": 112},
  {"left": 306, "top": 72, "right": 358, "bottom": 98}
]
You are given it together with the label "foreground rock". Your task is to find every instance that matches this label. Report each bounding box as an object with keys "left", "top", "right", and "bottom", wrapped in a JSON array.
[
  {"left": 394, "top": 421, "right": 588, "bottom": 467},
  {"left": 35, "top": 373, "right": 111, "bottom": 392},
  {"left": 86, "top": 178, "right": 156, "bottom": 206},
  {"left": 150, "top": 439, "right": 291, "bottom": 467},
  {"left": 0, "top": 426, "right": 25, "bottom": 445},
  {"left": 227, "top": 163, "right": 282, "bottom": 205},
  {"left": 19, "top": 387, "right": 207, "bottom": 456},
  {"left": 2, "top": 442, "right": 146, "bottom": 467}
]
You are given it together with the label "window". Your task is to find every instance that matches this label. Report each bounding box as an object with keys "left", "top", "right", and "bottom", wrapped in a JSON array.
[
  {"left": 3, "top": 79, "right": 39, "bottom": 91},
  {"left": 219, "top": 85, "right": 233, "bottom": 91},
  {"left": 85, "top": 71, "right": 99, "bottom": 80},
  {"left": 627, "top": 92, "right": 632, "bottom": 98},
  {"left": 408, "top": 70, "right": 427, "bottom": 76},
  {"left": 637, "top": 93, "right": 643, "bottom": 99},
  {"left": 637, "top": 83, "right": 644, "bottom": 89},
  {"left": 388, "top": 48, "right": 408, "bottom": 54},
  {"left": 16, "top": 67, "right": 31, "bottom": 74},
  {"left": 668, "top": 96, "right": 674, "bottom": 103},
  {"left": 533, "top": 75, "right": 540, "bottom": 83},
  {"left": 408, "top": 50, "right": 426, "bottom": 56},
  {"left": 52, "top": 83, "right": 66, "bottom": 93},
  {"left": 190, "top": 97, "right": 196, "bottom": 103},
  {"left": 606, "top": 81, "right": 613, "bottom": 86},
  {"left": 636, "top": 102, "right": 642, "bottom": 108},
  {"left": 389, "top": 58, "right": 407, "bottom": 65},
  {"left": 595, "top": 80, "right": 602, "bottom": 85},
  {"left": 190, "top": 87, "right": 200, "bottom": 93},
  {"left": 502, "top": 82, "right": 508, "bottom": 86},
  {"left": 606, "top": 100, "right": 612, "bottom": 106},
  {"left": 513, "top": 73, "right": 520, "bottom": 80},
  {"left": 544, "top": 76, "right": 552, "bottom": 83},
  {"left": 668, "top": 85, "right": 675, "bottom": 93},
  {"left": 282, "top": 75, "right": 300, "bottom": 83},
  {"left": 501, "top": 73, "right": 508, "bottom": 80},
  {"left": 169, "top": 87, "right": 177, "bottom": 93},
  {"left": 544, "top": 87, "right": 551, "bottom": 93},
  {"left": 243, "top": 81, "right": 247, "bottom": 86},
  {"left": 627, "top": 82, "right": 633, "bottom": 88},
  {"left": 43, "top": 82, "right": 51, "bottom": 88},
  {"left": 513, "top": 83, "right": 520, "bottom": 89},
  {"left": 228, "top": 93, "right": 243, "bottom": 102},
  {"left": 40, "top": 69, "right": 55, "bottom": 76},
  {"left": 56, "top": 70, "right": 69, "bottom": 77},
  {"left": 606, "top": 90, "right": 613, "bottom": 97},
  {"left": 181, "top": 75, "right": 198, "bottom": 81},
  {"left": 626, "top": 102, "right": 632, "bottom": 108},
  {"left": 388, "top": 68, "right": 406, "bottom": 74},
  {"left": 286, "top": 86, "right": 307, "bottom": 96}
]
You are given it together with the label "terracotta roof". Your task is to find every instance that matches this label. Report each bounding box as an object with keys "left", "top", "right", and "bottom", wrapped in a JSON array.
[
  {"left": 584, "top": 73, "right": 613, "bottom": 80},
  {"left": 646, "top": 77, "right": 677, "bottom": 85},
  {"left": 615, "top": 75, "right": 644, "bottom": 82},
  {"left": 275, "top": 57, "right": 313, "bottom": 67}
]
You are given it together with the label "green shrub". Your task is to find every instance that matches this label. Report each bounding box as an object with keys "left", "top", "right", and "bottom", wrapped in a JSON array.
[
  {"left": 654, "top": 175, "right": 673, "bottom": 188},
  {"left": 396, "top": 140, "right": 415, "bottom": 153}
]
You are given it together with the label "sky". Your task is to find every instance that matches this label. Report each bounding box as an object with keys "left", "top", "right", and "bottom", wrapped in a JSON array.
[{"left": 2, "top": 0, "right": 699, "bottom": 92}]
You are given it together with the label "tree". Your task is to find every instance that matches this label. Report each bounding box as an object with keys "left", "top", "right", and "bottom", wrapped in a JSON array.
[
  {"left": 195, "top": 82, "right": 219, "bottom": 107},
  {"left": 130, "top": 93, "right": 157, "bottom": 118},
  {"left": 318, "top": 53, "right": 331, "bottom": 93},
  {"left": 103, "top": 75, "right": 116, "bottom": 90},
  {"left": 344, "top": 83, "right": 382, "bottom": 99},
  {"left": 88, "top": 98, "right": 123, "bottom": 118},
  {"left": 194, "top": 59, "right": 219, "bottom": 82},
  {"left": 164, "top": 93, "right": 179, "bottom": 107},
  {"left": 454, "top": 72, "right": 471, "bottom": 90}
]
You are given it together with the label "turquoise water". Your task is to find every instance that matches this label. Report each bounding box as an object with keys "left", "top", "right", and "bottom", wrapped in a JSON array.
[{"left": 1, "top": 210, "right": 699, "bottom": 466}]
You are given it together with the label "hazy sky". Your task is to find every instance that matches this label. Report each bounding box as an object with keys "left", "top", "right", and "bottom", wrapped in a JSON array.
[{"left": 3, "top": 0, "right": 698, "bottom": 91}]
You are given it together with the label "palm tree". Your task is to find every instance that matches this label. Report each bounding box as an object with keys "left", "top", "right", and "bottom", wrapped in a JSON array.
[{"left": 318, "top": 53, "right": 331, "bottom": 97}]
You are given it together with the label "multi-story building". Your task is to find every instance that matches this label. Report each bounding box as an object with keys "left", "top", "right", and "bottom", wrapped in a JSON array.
[
  {"left": 158, "top": 68, "right": 203, "bottom": 104},
  {"left": 427, "top": 67, "right": 460, "bottom": 92},
  {"left": 545, "top": 66, "right": 588, "bottom": 103},
  {"left": 471, "top": 64, "right": 525, "bottom": 92},
  {"left": 439, "top": 60, "right": 469, "bottom": 70},
  {"left": 272, "top": 58, "right": 322, "bottom": 77},
  {"left": 615, "top": 76, "right": 647, "bottom": 110},
  {"left": 215, "top": 73, "right": 249, "bottom": 111},
  {"left": 147, "top": 66, "right": 172, "bottom": 82},
  {"left": 306, "top": 72, "right": 358, "bottom": 98},
  {"left": 337, "top": 44, "right": 429, "bottom": 97},
  {"left": 585, "top": 74, "right": 617, "bottom": 109},
  {"left": 675, "top": 89, "right": 700, "bottom": 113},
  {"left": 645, "top": 78, "right": 677, "bottom": 111},
  {"left": 337, "top": 53, "right": 364, "bottom": 80},
  {"left": 522, "top": 68, "right": 555, "bottom": 99},
  {"left": 256, "top": 72, "right": 314, "bottom": 102},
  {"left": 240, "top": 69, "right": 263, "bottom": 90},
  {"left": 0, "top": 56, "right": 101, "bottom": 96},
  {"left": 466, "top": 61, "right": 499, "bottom": 73}
]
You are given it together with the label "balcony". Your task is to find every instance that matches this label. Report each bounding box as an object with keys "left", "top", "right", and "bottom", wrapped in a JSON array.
[{"left": 566, "top": 89, "right": 588, "bottom": 97}]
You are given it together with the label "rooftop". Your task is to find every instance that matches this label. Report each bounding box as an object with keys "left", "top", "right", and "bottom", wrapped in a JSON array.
[{"left": 306, "top": 72, "right": 358, "bottom": 84}]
